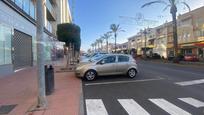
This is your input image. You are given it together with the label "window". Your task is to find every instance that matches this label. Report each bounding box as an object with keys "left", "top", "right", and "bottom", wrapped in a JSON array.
[
  {"left": 23, "top": 0, "right": 30, "bottom": 14},
  {"left": 15, "top": 0, "right": 23, "bottom": 8},
  {"left": 185, "top": 49, "right": 192, "bottom": 55},
  {"left": 30, "top": 1, "right": 36, "bottom": 19},
  {"left": 102, "top": 56, "right": 116, "bottom": 64},
  {"left": 0, "top": 25, "right": 12, "bottom": 65},
  {"left": 118, "top": 56, "right": 129, "bottom": 62}
]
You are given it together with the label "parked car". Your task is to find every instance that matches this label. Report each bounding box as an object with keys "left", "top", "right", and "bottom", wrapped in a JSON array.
[
  {"left": 184, "top": 55, "right": 199, "bottom": 62},
  {"left": 168, "top": 54, "right": 184, "bottom": 61},
  {"left": 76, "top": 54, "right": 138, "bottom": 81},
  {"left": 150, "top": 53, "right": 161, "bottom": 59},
  {"left": 80, "top": 52, "right": 107, "bottom": 62}
]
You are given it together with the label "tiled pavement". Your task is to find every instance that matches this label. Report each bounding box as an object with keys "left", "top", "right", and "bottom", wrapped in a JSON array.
[{"left": 0, "top": 59, "right": 82, "bottom": 115}]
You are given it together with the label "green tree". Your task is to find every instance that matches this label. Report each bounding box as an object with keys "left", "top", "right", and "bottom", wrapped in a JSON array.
[
  {"left": 110, "top": 24, "right": 124, "bottom": 53},
  {"left": 141, "top": 0, "right": 190, "bottom": 62},
  {"left": 57, "top": 23, "right": 81, "bottom": 64}
]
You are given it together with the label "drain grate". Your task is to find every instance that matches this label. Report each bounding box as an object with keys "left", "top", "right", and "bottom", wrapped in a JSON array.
[{"left": 0, "top": 104, "right": 17, "bottom": 114}]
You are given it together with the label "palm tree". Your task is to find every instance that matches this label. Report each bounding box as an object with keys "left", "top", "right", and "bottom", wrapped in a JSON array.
[
  {"left": 101, "top": 32, "right": 112, "bottom": 53},
  {"left": 94, "top": 42, "right": 97, "bottom": 52},
  {"left": 91, "top": 43, "right": 95, "bottom": 52},
  {"left": 141, "top": 0, "right": 190, "bottom": 62},
  {"left": 96, "top": 39, "right": 100, "bottom": 51},
  {"left": 98, "top": 38, "right": 103, "bottom": 51},
  {"left": 110, "top": 24, "right": 125, "bottom": 53}
]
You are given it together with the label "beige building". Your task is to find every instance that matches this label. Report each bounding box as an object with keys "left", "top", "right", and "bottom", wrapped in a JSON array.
[
  {"left": 177, "top": 6, "right": 204, "bottom": 60},
  {"left": 128, "top": 35, "right": 137, "bottom": 50},
  {"left": 116, "top": 42, "right": 128, "bottom": 53},
  {"left": 153, "top": 23, "right": 168, "bottom": 58}
]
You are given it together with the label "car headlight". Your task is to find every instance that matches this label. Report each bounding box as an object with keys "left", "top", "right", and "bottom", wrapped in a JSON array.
[{"left": 76, "top": 65, "right": 85, "bottom": 71}]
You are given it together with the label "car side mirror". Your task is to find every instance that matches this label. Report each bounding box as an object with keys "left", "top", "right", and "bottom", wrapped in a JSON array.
[{"left": 100, "top": 60, "right": 105, "bottom": 65}]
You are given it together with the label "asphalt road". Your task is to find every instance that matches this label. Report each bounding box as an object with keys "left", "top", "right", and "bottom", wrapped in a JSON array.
[{"left": 82, "top": 60, "right": 204, "bottom": 115}]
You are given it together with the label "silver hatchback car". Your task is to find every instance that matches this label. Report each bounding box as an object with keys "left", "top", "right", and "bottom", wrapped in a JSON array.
[{"left": 76, "top": 54, "right": 138, "bottom": 81}]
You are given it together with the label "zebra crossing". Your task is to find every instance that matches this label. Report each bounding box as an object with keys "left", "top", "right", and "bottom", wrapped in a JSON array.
[
  {"left": 85, "top": 97, "right": 204, "bottom": 115},
  {"left": 175, "top": 79, "right": 204, "bottom": 86}
]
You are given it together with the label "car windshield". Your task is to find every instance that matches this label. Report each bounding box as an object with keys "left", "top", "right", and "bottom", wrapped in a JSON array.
[{"left": 89, "top": 55, "right": 106, "bottom": 62}]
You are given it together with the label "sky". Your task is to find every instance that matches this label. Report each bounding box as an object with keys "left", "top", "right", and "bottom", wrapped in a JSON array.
[{"left": 69, "top": 0, "right": 204, "bottom": 51}]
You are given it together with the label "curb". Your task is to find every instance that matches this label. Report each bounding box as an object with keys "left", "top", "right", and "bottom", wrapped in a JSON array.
[
  {"left": 142, "top": 60, "right": 204, "bottom": 68},
  {"left": 79, "top": 80, "right": 84, "bottom": 115}
]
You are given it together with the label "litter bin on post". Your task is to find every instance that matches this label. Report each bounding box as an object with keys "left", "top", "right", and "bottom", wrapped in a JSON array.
[{"left": 45, "top": 65, "right": 55, "bottom": 95}]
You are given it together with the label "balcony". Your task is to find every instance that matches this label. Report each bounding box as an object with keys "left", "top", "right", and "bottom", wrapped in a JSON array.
[{"left": 46, "top": 0, "right": 56, "bottom": 21}]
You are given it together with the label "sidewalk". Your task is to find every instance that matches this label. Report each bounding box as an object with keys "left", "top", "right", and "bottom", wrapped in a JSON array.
[
  {"left": 0, "top": 59, "right": 82, "bottom": 115},
  {"left": 139, "top": 59, "right": 204, "bottom": 68}
]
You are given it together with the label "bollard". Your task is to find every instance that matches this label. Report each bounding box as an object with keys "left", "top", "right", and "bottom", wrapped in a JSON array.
[
  {"left": 44, "top": 65, "right": 51, "bottom": 95},
  {"left": 48, "top": 65, "right": 54, "bottom": 93}
]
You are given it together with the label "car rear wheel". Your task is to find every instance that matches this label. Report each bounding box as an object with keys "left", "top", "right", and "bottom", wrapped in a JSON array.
[
  {"left": 85, "top": 70, "right": 97, "bottom": 81},
  {"left": 127, "top": 68, "right": 137, "bottom": 78}
]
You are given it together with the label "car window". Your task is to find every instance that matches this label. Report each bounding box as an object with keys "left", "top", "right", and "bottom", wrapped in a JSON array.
[
  {"left": 93, "top": 55, "right": 106, "bottom": 61},
  {"left": 118, "top": 55, "right": 129, "bottom": 62},
  {"left": 102, "top": 56, "right": 116, "bottom": 64}
]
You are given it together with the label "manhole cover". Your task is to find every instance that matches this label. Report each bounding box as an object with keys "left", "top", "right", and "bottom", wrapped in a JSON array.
[{"left": 0, "top": 104, "right": 17, "bottom": 114}]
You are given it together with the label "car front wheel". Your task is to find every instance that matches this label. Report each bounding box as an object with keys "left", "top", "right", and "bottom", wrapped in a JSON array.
[
  {"left": 84, "top": 70, "right": 97, "bottom": 81},
  {"left": 127, "top": 68, "right": 137, "bottom": 78}
]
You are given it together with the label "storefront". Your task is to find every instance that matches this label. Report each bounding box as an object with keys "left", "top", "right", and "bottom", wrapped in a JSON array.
[
  {"left": 179, "top": 41, "right": 204, "bottom": 61},
  {"left": 180, "top": 43, "right": 197, "bottom": 56},
  {"left": 0, "top": 24, "right": 13, "bottom": 76},
  {"left": 194, "top": 41, "right": 204, "bottom": 61},
  {"left": 167, "top": 43, "right": 174, "bottom": 57}
]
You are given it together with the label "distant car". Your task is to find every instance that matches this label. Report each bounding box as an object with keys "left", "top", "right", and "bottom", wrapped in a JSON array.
[
  {"left": 184, "top": 55, "right": 199, "bottom": 62},
  {"left": 76, "top": 54, "right": 138, "bottom": 81},
  {"left": 150, "top": 53, "right": 161, "bottom": 59},
  {"left": 168, "top": 54, "right": 184, "bottom": 61},
  {"left": 80, "top": 52, "right": 107, "bottom": 63}
]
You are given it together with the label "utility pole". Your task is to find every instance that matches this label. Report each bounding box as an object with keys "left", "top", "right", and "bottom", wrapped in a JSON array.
[
  {"left": 143, "top": 28, "right": 147, "bottom": 58},
  {"left": 36, "top": 0, "right": 47, "bottom": 107}
]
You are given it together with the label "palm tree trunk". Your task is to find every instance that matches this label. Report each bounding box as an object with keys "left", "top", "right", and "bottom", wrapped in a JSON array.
[
  {"left": 36, "top": 0, "right": 47, "bottom": 107},
  {"left": 115, "top": 34, "right": 117, "bottom": 53},
  {"left": 101, "top": 43, "right": 103, "bottom": 51},
  {"left": 106, "top": 39, "right": 108, "bottom": 53},
  {"left": 172, "top": 12, "right": 178, "bottom": 58},
  {"left": 98, "top": 43, "right": 99, "bottom": 52}
]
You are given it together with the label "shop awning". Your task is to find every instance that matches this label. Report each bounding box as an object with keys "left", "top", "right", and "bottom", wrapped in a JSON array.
[{"left": 194, "top": 42, "right": 204, "bottom": 47}]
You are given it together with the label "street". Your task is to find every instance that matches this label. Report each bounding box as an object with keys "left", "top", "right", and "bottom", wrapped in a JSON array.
[{"left": 82, "top": 61, "right": 204, "bottom": 115}]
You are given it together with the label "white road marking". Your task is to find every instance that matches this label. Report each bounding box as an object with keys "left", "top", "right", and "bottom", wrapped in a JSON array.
[
  {"left": 85, "top": 99, "right": 108, "bottom": 115},
  {"left": 118, "top": 99, "right": 150, "bottom": 115},
  {"left": 149, "top": 98, "right": 191, "bottom": 115},
  {"left": 85, "top": 77, "right": 164, "bottom": 86},
  {"left": 14, "top": 68, "right": 26, "bottom": 72},
  {"left": 179, "top": 97, "right": 204, "bottom": 108},
  {"left": 143, "top": 64, "right": 204, "bottom": 77},
  {"left": 175, "top": 79, "right": 204, "bottom": 86}
]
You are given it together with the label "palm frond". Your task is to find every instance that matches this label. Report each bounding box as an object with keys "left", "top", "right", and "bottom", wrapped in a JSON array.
[
  {"left": 163, "top": 4, "right": 171, "bottom": 11},
  {"left": 181, "top": 2, "right": 191, "bottom": 12},
  {"left": 141, "top": 0, "right": 168, "bottom": 8}
]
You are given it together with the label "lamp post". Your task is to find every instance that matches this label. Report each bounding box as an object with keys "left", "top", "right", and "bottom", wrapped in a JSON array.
[{"left": 36, "top": 0, "right": 47, "bottom": 107}]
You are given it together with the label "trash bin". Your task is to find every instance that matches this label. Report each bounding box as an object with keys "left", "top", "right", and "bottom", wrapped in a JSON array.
[{"left": 45, "top": 65, "right": 55, "bottom": 95}]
